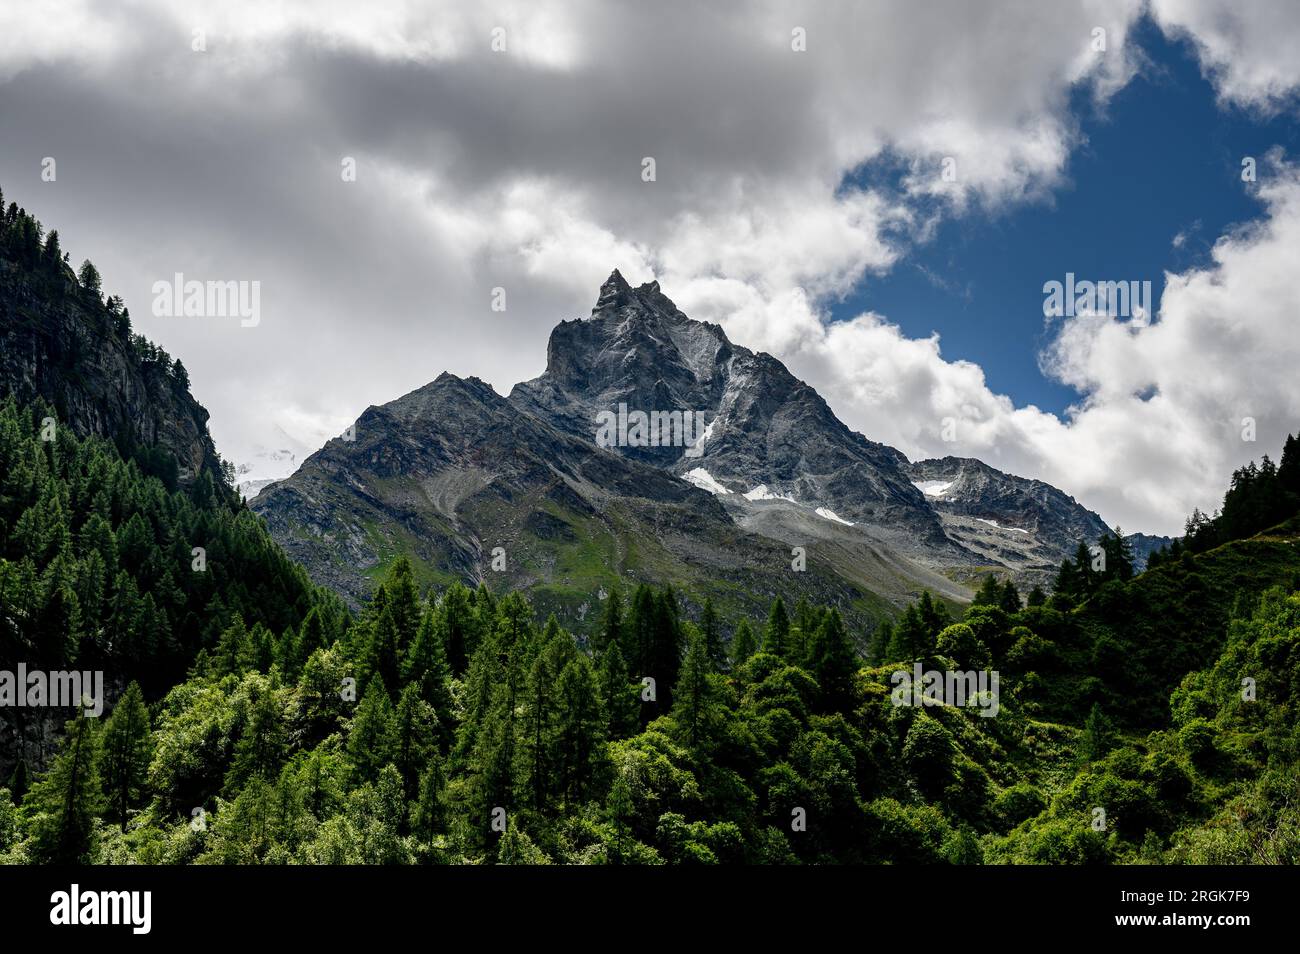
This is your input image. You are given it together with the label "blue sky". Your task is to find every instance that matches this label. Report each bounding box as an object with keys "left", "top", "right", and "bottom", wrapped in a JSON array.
[{"left": 835, "top": 15, "right": 1300, "bottom": 417}]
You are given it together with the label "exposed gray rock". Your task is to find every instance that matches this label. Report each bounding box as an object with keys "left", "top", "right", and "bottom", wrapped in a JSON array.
[{"left": 0, "top": 258, "right": 222, "bottom": 484}]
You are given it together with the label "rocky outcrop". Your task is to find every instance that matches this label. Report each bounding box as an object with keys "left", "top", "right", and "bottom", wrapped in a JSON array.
[{"left": 0, "top": 257, "right": 222, "bottom": 485}]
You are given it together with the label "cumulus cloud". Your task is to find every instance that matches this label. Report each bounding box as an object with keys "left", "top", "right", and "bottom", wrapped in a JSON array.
[
  {"left": 1151, "top": 0, "right": 1300, "bottom": 112},
  {"left": 0, "top": 0, "right": 1294, "bottom": 535},
  {"left": 773, "top": 157, "right": 1300, "bottom": 535}
]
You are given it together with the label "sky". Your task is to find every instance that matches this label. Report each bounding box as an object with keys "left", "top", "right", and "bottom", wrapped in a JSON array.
[{"left": 1, "top": 0, "right": 1299, "bottom": 536}]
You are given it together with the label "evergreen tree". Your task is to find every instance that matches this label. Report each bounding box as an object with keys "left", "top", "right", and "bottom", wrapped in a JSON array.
[
  {"left": 517, "top": 649, "right": 560, "bottom": 811},
  {"left": 439, "top": 581, "right": 475, "bottom": 674},
  {"left": 672, "top": 629, "right": 718, "bottom": 749},
  {"left": 348, "top": 681, "right": 397, "bottom": 785},
  {"left": 998, "top": 579, "right": 1022, "bottom": 614},
  {"left": 25, "top": 713, "right": 104, "bottom": 864},
  {"left": 917, "top": 591, "right": 948, "bottom": 647},
  {"left": 763, "top": 596, "right": 791, "bottom": 658},
  {"left": 554, "top": 656, "right": 605, "bottom": 805},
  {"left": 867, "top": 619, "right": 892, "bottom": 665},
  {"left": 226, "top": 682, "right": 287, "bottom": 792},
  {"left": 730, "top": 618, "right": 758, "bottom": 667},
  {"left": 599, "top": 642, "right": 639, "bottom": 739},
  {"left": 411, "top": 756, "right": 447, "bottom": 858},
  {"left": 402, "top": 608, "right": 453, "bottom": 749},
  {"left": 595, "top": 584, "right": 625, "bottom": 655},
  {"left": 807, "top": 608, "right": 858, "bottom": 712},
  {"left": 100, "top": 680, "right": 151, "bottom": 831},
  {"left": 1079, "top": 703, "right": 1116, "bottom": 763},
  {"left": 888, "top": 603, "right": 927, "bottom": 661},
  {"left": 699, "top": 598, "right": 727, "bottom": 669},
  {"left": 393, "top": 683, "right": 438, "bottom": 800},
  {"left": 77, "top": 259, "right": 102, "bottom": 299},
  {"left": 971, "top": 574, "right": 1002, "bottom": 607}
]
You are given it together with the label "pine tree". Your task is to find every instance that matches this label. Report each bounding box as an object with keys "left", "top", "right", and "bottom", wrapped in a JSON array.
[
  {"left": 699, "top": 598, "right": 726, "bottom": 669},
  {"left": 790, "top": 597, "right": 818, "bottom": 666},
  {"left": 649, "top": 588, "right": 684, "bottom": 710},
  {"left": 554, "top": 656, "right": 605, "bottom": 805},
  {"left": 672, "top": 628, "right": 717, "bottom": 749},
  {"left": 971, "top": 574, "right": 1002, "bottom": 607},
  {"left": 808, "top": 608, "right": 858, "bottom": 712},
  {"left": 411, "top": 756, "right": 447, "bottom": 858},
  {"left": 226, "top": 682, "right": 287, "bottom": 792},
  {"left": 1278, "top": 432, "right": 1300, "bottom": 498},
  {"left": 348, "top": 681, "right": 397, "bottom": 785},
  {"left": 77, "top": 259, "right": 102, "bottom": 299},
  {"left": 888, "top": 603, "right": 926, "bottom": 661},
  {"left": 297, "top": 606, "right": 329, "bottom": 660},
  {"left": 599, "top": 642, "right": 638, "bottom": 739},
  {"left": 25, "top": 713, "right": 104, "bottom": 864},
  {"left": 867, "top": 619, "right": 892, "bottom": 665},
  {"left": 998, "top": 579, "right": 1022, "bottom": 614},
  {"left": 393, "top": 683, "right": 438, "bottom": 800},
  {"left": 439, "top": 581, "right": 475, "bottom": 674},
  {"left": 7, "top": 761, "right": 29, "bottom": 803},
  {"left": 763, "top": 596, "right": 791, "bottom": 658},
  {"left": 517, "top": 650, "right": 560, "bottom": 811},
  {"left": 101, "top": 681, "right": 152, "bottom": 831},
  {"left": 378, "top": 557, "right": 422, "bottom": 656},
  {"left": 917, "top": 591, "right": 948, "bottom": 650},
  {"left": 1079, "top": 703, "right": 1116, "bottom": 763},
  {"left": 627, "top": 584, "right": 657, "bottom": 675},
  {"left": 595, "top": 584, "right": 625, "bottom": 655},
  {"left": 364, "top": 604, "right": 403, "bottom": 697},
  {"left": 402, "top": 608, "right": 453, "bottom": 749},
  {"left": 730, "top": 618, "right": 758, "bottom": 667}
]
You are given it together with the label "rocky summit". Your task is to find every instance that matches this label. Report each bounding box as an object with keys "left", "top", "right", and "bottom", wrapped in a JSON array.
[{"left": 254, "top": 271, "right": 1164, "bottom": 626}]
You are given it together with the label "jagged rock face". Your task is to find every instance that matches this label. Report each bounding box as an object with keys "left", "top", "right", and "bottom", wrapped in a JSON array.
[
  {"left": 511, "top": 271, "right": 952, "bottom": 554},
  {"left": 0, "top": 259, "right": 221, "bottom": 483},
  {"left": 906, "top": 456, "right": 1113, "bottom": 582},
  {"left": 256, "top": 270, "right": 1173, "bottom": 620},
  {"left": 254, "top": 371, "right": 875, "bottom": 622}
]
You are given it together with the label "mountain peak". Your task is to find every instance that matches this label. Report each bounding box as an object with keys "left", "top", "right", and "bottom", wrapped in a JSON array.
[{"left": 594, "top": 268, "right": 633, "bottom": 312}]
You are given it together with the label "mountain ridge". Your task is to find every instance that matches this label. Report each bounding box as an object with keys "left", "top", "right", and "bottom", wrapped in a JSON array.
[{"left": 254, "top": 271, "right": 1164, "bottom": 622}]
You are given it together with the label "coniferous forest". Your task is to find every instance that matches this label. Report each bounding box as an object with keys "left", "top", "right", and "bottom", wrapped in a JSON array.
[{"left": 1, "top": 385, "right": 1299, "bottom": 864}]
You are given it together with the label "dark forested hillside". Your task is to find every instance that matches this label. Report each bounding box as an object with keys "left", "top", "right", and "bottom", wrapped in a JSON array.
[
  {"left": 0, "top": 188, "right": 224, "bottom": 487},
  {"left": 0, "top": 194, "right": 344, "bottom": 800}
]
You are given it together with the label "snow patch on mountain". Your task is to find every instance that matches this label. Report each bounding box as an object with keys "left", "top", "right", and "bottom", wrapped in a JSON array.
[
  {"left": 685, "top": 418, "right": 717, "bottom": 459},
  {"left": 913, "top": 479, "right": 955, "bottom": 497},
  {"left": 744, "top": 484, "right": 797, "bottom": 503},
  {"left": 231, "top": 426, "right": 316, "bottom": 500},
  {"left": 816, "top": 507, "right": 855, "bottom": 526},
  {"left": 684, "top": 468, "right": 731, "bottom": 495},
  {"left": 975, "top": 517, "right": 1029, "bottom": 534}
]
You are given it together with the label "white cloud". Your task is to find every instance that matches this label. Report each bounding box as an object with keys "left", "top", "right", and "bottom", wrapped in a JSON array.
[
  {"left": 1152, "top": 0, "right": 1300, "bottom": 112},
  {"left": 764, "top": 157, "right": 1300, "bottom": 536}
]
